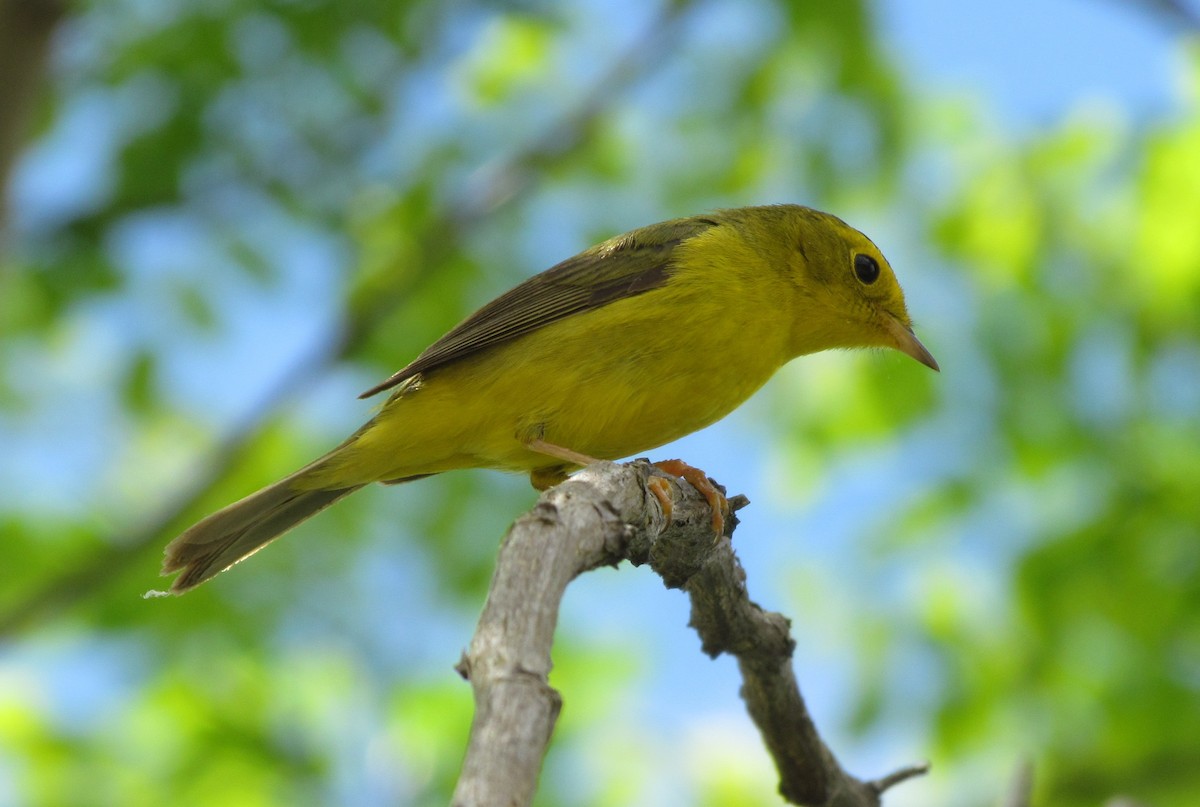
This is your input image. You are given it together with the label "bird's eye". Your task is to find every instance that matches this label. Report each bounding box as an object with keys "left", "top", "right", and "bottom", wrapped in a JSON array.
[{"left": 854, "top": 254, "right": 880, "bottom": 285}]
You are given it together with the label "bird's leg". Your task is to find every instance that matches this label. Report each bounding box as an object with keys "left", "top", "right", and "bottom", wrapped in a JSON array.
[
  {"left": 524, "top": 437, "right": 602, "bottom": 468},
  {"left": 651, "top": 459, "right": 729, "bottom": 536},
  {"left": 524, "top": 437, "right": 603, "bottom": 490},
  {"left": 523, "top": 437, "right": 727, "bottom": 536}
]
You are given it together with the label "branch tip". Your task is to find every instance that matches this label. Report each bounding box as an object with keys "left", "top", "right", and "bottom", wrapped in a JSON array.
[
  {"left": 868, "top": 761, "right": 931, "bottom": 795},
  {"left": 454, "top": 654, "right": 470, "bottom": 680},
  {"left": 728, "top": 493, "right": 751, "bottom": 511}
]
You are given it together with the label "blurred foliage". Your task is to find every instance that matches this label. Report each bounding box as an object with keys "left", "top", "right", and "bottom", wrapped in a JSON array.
[{"left": 1, "top": 1, "right": 1198, "bottom": 806}]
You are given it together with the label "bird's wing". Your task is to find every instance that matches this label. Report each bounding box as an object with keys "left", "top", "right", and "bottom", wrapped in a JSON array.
[{"left": 359, "top": 216, "right": 718, "bottom": 398}]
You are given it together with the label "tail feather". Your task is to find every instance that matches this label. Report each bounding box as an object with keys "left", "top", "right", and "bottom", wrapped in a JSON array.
[{"left": 162, "top": 477, "right": 363, "bottom": 594}]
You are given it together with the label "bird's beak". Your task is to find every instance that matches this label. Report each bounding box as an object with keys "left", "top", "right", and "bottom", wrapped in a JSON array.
[{"left": 883, "top": 315, "right": 940, "bottom": 372}]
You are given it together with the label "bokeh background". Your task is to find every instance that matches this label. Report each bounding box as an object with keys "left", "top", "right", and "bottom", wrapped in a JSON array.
[{"left": 2, "top": 0, "right": 1198, "bottom": 805}]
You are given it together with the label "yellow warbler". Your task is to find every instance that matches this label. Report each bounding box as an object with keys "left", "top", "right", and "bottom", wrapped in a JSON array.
[{"left": 163, "top": 205, "right": 937, "bottom": 593}]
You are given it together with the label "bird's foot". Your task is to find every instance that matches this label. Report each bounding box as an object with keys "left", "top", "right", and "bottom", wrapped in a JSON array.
[{"left": 651, "top": 459, "right": 728, "bottom": 536}]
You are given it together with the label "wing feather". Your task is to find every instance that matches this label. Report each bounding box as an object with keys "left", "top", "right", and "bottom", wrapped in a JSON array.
[{"left": 358, "top": 216, "right": 718, "bottom": 398}]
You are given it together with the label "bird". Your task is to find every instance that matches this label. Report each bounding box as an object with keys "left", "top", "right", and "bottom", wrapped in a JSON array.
[{"left": 162, "top": 204, "right": 938, "bottom": 593}]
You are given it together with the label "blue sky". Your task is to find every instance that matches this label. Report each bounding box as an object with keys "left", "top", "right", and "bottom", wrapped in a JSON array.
[{"left": 882, "top": 0, "right": 1184, "bottom": 126}]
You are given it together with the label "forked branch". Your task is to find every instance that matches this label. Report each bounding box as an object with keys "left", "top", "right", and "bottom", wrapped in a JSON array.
[{"left": 453, "top": 460, "right": 927, "bottom": 806}]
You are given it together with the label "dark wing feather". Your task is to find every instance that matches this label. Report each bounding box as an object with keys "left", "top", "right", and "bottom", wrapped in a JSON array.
[{"left": 359, "top": 216, "right": 719, "bottom": 398}]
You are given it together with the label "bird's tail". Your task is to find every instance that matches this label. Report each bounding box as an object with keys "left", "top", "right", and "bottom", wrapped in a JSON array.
[{"left": 161, "top": 469, "right": 364, "bottom": 595}]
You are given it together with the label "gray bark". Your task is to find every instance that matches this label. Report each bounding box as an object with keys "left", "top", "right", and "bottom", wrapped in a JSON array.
[{"left": 452, "top": 460, "right": 927, "bottom": 806}]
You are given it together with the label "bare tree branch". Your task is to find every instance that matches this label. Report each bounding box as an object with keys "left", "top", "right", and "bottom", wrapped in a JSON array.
[
  {"left": 453, "top": 461, "right": 927, "bottom": 807},
  {"left": 451, "top": 463, "right": 639, "bottom": 806},
  {"left": 0, "top": 0, "right": 695, "bottom": 636}
]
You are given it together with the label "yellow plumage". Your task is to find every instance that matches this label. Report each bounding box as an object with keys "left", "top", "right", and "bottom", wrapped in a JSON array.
[{"left": 163, "top": 205, "right": 937, "bottom": 593}]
